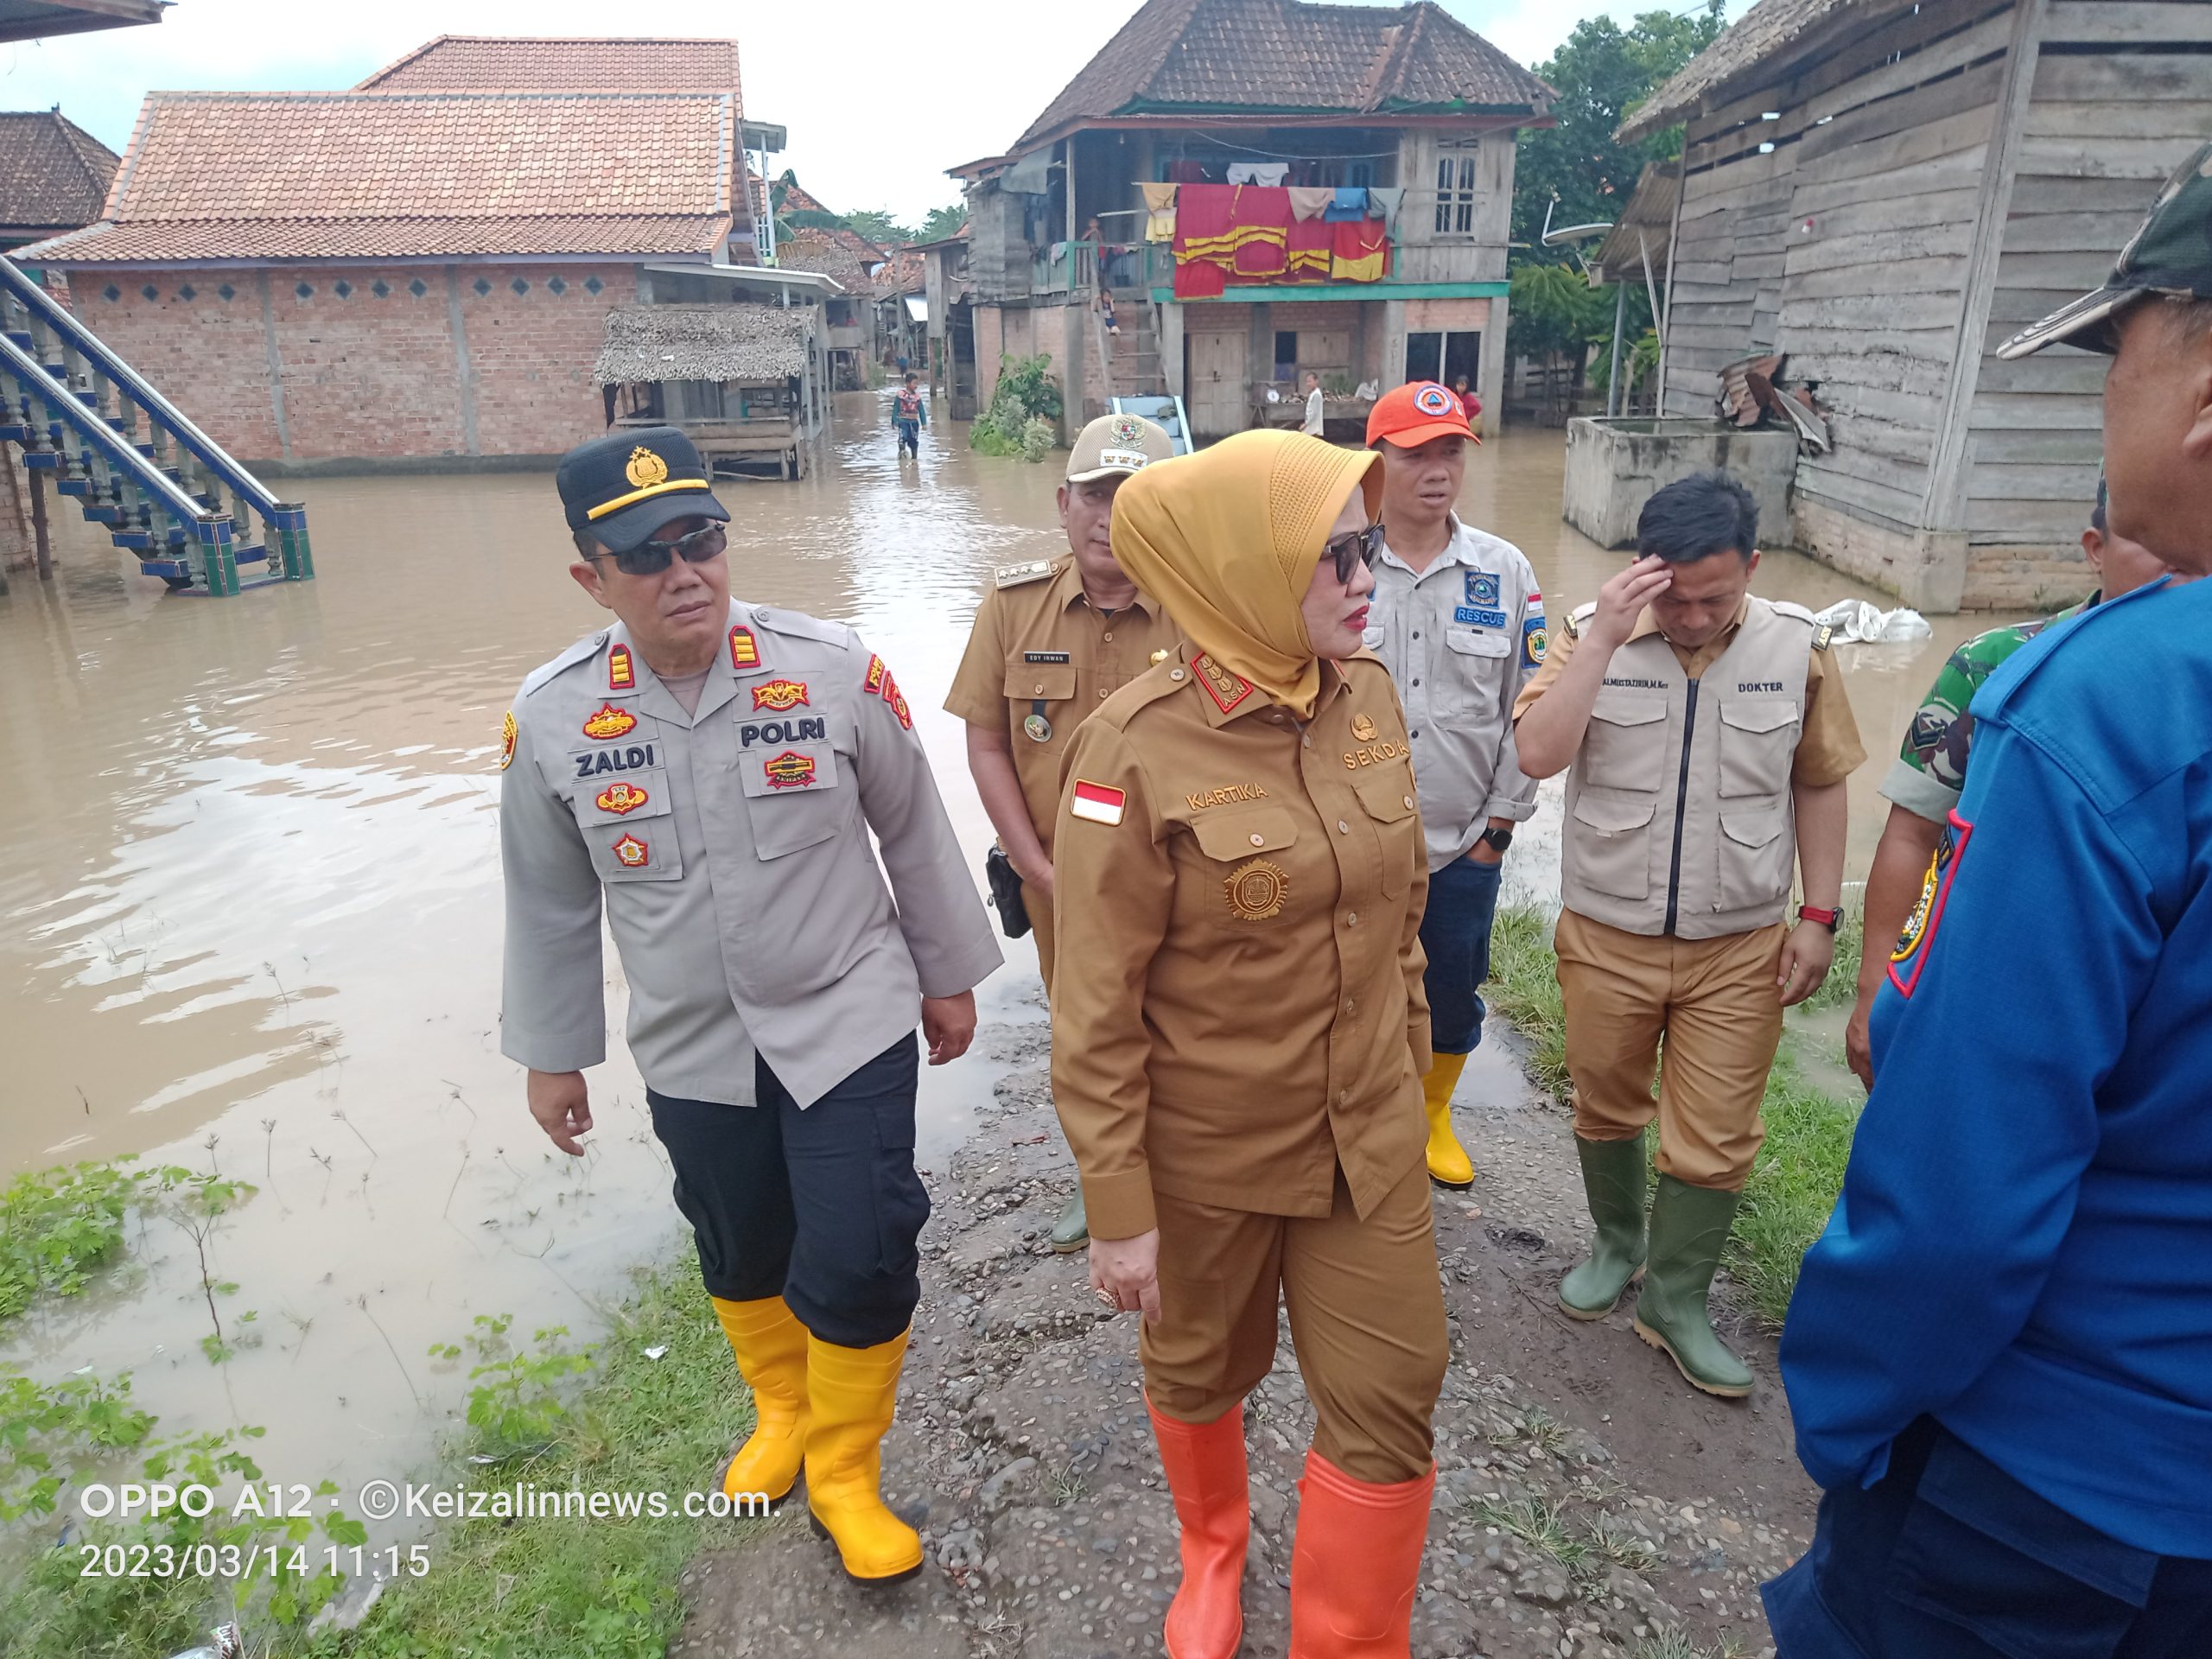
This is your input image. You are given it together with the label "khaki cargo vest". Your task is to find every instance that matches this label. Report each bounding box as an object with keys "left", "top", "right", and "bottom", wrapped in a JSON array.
[{"left": 1561, "top": 596, "right": 1814, "bottom": 938}]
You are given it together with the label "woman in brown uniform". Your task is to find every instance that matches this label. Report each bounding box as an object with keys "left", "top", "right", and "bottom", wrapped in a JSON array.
[{"left": 1050, "top": 429, "right": 1446, "bottom": 1659}]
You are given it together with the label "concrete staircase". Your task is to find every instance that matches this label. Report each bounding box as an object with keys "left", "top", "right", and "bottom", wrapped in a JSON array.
[{"left": 1084, "top": 283, "right": 1169, "bottom": 421}]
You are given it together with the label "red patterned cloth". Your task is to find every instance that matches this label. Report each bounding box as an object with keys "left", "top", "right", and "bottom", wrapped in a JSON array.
[
  {"left": 1330, "top": 219, "right": 1390, "bottom": 282},
  {"left": 1229, "top": 185, "right": 1290, "bottom": 276},
  {"left": 1287, "top": 211, "right": 1334, "bottom": 281},
  {"left": 1173, "top": 257, "right": 1227, "bottom": 299}
]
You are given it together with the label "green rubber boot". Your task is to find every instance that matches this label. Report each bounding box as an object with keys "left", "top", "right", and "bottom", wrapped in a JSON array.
[
  {"left": 1632, "top": 1176, "right": 1753, "bottom": 1399},
  {"left": 1049, "top": 1188, "right": 1089, "bottom": 1254},
  {"left": 1559, "top": 1135, "right": 1648, "bottom": 1319}
]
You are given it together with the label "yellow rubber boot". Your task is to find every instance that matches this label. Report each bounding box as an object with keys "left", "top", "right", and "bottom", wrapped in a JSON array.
[
  {"left": 709, "top": 1295, "right": 810, "bottom": 1505},
  {"left": 804, "top": 1329, "right": 925, "bottom": 1585},
  {"left": 1421, "top": 1052, "right": 1474, "bottom": 1190}
]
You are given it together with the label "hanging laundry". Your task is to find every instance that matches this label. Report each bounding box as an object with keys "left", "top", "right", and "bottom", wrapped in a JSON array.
[
  {"left": 1228, "top": 185, "right": 1291, "bottom": 277},
  {"left": 1141, "top": 181, "right": 1179, "bottom": 243},
  {"left": 1173, "top": 182, "right": 1240, "bottom": 270},
  {"left": 1323, "top": 186, "right": 1373, "bottom": 223},
  {"left": 1330, "top": 219, "right": 1390, "bottom": 282},
  {"left": 1173, "top": 257, "right": 1227, "bottom": 300},
  {"left": 1001, "top": 149, "right": 1052, "bottom": 194},
  {"left": 1366, "top": 187, "right": 1405, "bottom": 233},
  {"left": 1287, "top": 210, "right": 1334, "bottom": 280},
  {"left": 1227, "top": 162, "right": 1290, "bottom": 187},
  {"left": 1287, "top": 187, "right": 1333, "bottom": 223}
]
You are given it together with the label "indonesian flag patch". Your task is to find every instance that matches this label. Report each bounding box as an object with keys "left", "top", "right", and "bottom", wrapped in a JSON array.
[{"left": 1071, "top": 779, "right": 1127, "bottom": 826}]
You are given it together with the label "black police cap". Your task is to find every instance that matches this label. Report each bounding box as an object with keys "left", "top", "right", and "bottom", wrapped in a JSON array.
[{"left": 556, "top": 427, "right": 729, "bottom": 554}]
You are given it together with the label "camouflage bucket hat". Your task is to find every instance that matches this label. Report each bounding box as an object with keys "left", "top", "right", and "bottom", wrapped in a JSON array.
[{"left": 1999, "top": 138, "right": 2212, "bottom": 359}]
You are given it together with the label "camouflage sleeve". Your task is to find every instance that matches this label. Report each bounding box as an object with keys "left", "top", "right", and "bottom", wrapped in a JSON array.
[{"left": 1879, "top": 649, "right": 1976, "bottom": 824}]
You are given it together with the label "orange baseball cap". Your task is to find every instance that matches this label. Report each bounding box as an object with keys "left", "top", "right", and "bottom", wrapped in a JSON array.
[{"left": 1366, "top": 380, "right": 1480, "bottom": 448}]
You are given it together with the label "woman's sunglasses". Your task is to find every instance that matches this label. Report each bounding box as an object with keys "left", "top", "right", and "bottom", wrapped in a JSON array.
[
  {"left": 594, "top": 521, "right": 728, "bottom": 578},
  {"left": 1323, "top": 523, "right": 1385, "bottom": 585}
]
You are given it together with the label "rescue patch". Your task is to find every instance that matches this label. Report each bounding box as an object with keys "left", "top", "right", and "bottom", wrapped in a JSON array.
[
  {"left": 762, "top": 749, "right": 818, "bottom": 791},
  {"left": 1071, "top": 779, "right": 1126, "bottom": 826},
  {"left": 728, "top": 626, "right": 760, "bottom": 670},
  {"left": 582, "top": 702, "right": 638, "bottom": 741},
  {"left": 1456, "top": 606, "right": 1509, "bottom": 629},
  {"left": 1887, "top": 810, "right": 1974, "bottom": 1000},
  {"left": 751, "top": 678, "right": 810, "bottom": 713},
  {"left": 607, "top": 644, "right": 635, "bottom": 691},
  {"left": 595, "top": 780, "right": 651, "bottom": 817},
  {"left": 1193, "top": 654, "right": 1254, "bottom": 715},
  {"left": 500, "top": 709, "right": 517, "bottom": 772},
  {"left": 863, "top": 654, "right": 888, "bottom": 696},
  {"left": 611, "top": 833, "right": 650, "bottom": 869},
  {"left": 1224, "top": 858, "right": 1289, "bottom": 921},
  {"left": 1466, "top": 570, "right": 1501, "bottom": 608},
  {"left": 1186, "top": 784, "right": 1268, "bottom": 812}
]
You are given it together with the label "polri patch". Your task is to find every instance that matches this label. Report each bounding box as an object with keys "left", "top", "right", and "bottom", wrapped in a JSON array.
[
  {"left": 729, "top": 626, "right": 760, "bottom": 670},
  {"left": 863, "top": 654, "right": 888, "bottom": 696},
  {"left": 1466, "top": 570, "right": 1501, "bottom": 607},
  {"left": 751, "top": 678, "right": 810, "bottom": 713},
  {"left": 607, "top": 645, "right": 635, "bottom": 691},
  {"left": 761, "top": 749, "right": 818, "bottom": 791},
  {"left": 595, "top": 780, "right": 650, "bottom": 816},
  {"left": 1455, "top": 606, "right": 1508, "bottom": 629},
  {"left": 611, "top": 833, "right": 650, "bottom": 869},
  {"left": 1071, "top": 779, "right": 1126, "bottom": 826},
  {"left": 582, "top": 702, "right": 638, "bottom": 741},
  {"left": 500, "top": 709, "right": 517, "bottom": 771}
]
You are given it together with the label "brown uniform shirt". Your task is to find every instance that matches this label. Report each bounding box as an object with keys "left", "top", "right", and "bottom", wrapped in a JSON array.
[
  {"left": 1049, "top": 644, "right": 1431, "bottom": 1240},
  {"left": 1512, "top": 597, "right": 1866, "bottom": 786},
  {"left": 944, "top": 556, "right": 1181, "bottom": 855}
]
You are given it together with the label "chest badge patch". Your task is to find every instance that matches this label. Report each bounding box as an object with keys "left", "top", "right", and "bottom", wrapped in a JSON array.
[
  {"left": 607, "top": 645, "right": 635, "bottom": 691},
  {"left": 1071, "top": 779, "right": 1126, "bottom": 826},
  {"left": 582, "top": 702, "right": 638, "bottom": 741},
  {"left": 1225, "top": 858, "right": 1288, "bottom": 921},
  {"left": 1466, "top": 570, "right": 1501, "bottom": 608},
  {"left": 763, "top": 750, "right": 818, "bottom": 791},
  {"left": 729, "top": 626, "right": 760, "bottom": 670},
  {"left": 500, "top": 709, "right": 517, "bottom": 771},
  {"left": 611, "top": 833, "right": 650, "bottom": 868},
  {"left": 752, "top": 678, "right": 810, "bottom": 713},
  {"left": 1351, "top": 713, "right": 1378, "bottom": 742},
  {"left": 595, "top": 780, "right": 650, "bottom": 816},
  {"left": 1023, "top": 712, "right": 1053, "bottom": 743}
]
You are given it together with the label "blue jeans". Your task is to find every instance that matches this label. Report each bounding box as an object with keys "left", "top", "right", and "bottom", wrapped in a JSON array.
[
  {"left": 894, "top": 417, "right": 920, "bottom": 454},
  {"left": 1421, "top": 853, "right": 1504, "bottom": 1056},
  {"left": 1763, "top": 1417, "right": 2212, "bottom": 1659}
]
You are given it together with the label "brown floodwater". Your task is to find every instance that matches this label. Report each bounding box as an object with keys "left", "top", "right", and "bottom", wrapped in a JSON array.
[{"left": 0, "top": 391, "right": 2035, "bottom": 1540}]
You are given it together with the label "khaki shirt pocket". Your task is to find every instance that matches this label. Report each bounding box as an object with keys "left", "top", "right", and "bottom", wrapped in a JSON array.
[
  {"left": 737, "top": 740, "right": 846, "bottom": 860},
  {"left": 1440, "top": 626, "right": 1510, "bottom": 716},
  {"left": 1352, "top": 772, "right": 1421, "bottom": 899},
  {"left": 1570, "top": 791, "right": 1656, "bottom": 900},
  {"left": 1582, "top": 696, "right": 1669, "bottom": 792},
  {"left": 1004, "top": 662, "right": 1078, "bottom": 704},
  {"left": 1718, "top": 698, "right": 1800, "bottom": 798},
  {"left": 1718, "top": 807, "right": 1790, "bottom": 911},
  {"left": 565, "top": 760, "right": 682, "bottom": 883},
  {"left": 1188, "top": 807, "right": 1302, "bottom": 928}
]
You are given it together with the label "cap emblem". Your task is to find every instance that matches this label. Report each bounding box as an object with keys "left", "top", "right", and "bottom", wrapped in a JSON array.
[
  {"left": 1109, "top": 415, "right": 1143, "bottom": 444},
  {"left": 1413, "top": 384, "right": 1456, "bottom": 417},
  {"left": 625, "top": 446, "right": 670, "bottom": 489}
]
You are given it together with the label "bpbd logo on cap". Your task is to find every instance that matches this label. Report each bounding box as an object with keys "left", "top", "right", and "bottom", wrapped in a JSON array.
[{"left": 1414, "top": 384, "right": 1458, "bottom": 418}]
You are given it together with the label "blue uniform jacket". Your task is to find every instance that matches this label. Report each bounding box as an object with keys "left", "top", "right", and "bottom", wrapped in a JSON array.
[{"left": 1779, "top": 575, "right": 2212, "bottom": 1559}]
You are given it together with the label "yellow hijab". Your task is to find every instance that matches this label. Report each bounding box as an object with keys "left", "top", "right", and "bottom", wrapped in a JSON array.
[{"left": 1111, "top": 430, "right": 1382, "bottom": 718}]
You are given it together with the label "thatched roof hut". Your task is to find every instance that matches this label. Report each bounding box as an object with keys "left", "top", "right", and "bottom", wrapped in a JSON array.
[{"left": 594, "top": 303, "right": 810, "bottom": 385}]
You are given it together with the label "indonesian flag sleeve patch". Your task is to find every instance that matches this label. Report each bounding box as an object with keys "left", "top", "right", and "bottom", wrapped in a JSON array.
[{"left": 1070, "top": 779, "right": 1128, "bottom": 826}]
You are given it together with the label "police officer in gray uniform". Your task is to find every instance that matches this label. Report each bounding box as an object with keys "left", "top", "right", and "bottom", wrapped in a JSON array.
[{"left": 500, "top": 428, "right": 1001, "bottom": 1587}]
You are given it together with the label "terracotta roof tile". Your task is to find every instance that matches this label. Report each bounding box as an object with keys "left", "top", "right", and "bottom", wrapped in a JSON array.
[
  {"left": 0, "top": 109, "right": 118, "bottom": 231},
  {"left": 357, "top": 35, "right": 742, "bottom": 109},
  {"left": 1014, "top": 0, "right": 1548, "bottom": 151},
  {"left": 20, "top": 213, "right": 728, "bottom": 264}
]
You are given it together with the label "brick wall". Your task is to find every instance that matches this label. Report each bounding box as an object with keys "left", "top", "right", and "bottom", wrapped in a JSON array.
[{"left": 64, "top": 263, "right": 639, "bottom": 465}]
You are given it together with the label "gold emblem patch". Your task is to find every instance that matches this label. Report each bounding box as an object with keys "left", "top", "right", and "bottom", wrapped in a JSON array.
[
  {"left": 611, "top": 833, "right": 650, "bottom": 868},
  {"left": 751, "top": 678, "right": 810, "bottom": 713},
  {"left": 499, "top": 709, "right": 517, "bottom": 771},
  {"left": 582, "top": 702, "right": 639, "bottom": 741},
  {"left": 625, "top": 446, "right": 669, "bottom": 489},
  {"left": 1224, "top": 858, "right": 1288, "bottom": 921},
  {"left": 596, "top": 781, "right": 650, "bottom": 816},
  {"left": 1351, "top": 713, "right": 1378, "bottom": 742}
]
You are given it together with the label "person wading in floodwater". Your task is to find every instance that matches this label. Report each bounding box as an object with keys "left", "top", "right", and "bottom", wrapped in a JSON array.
[
  {"left": 893, "top": 372, "right": 927, "bottom": 460},
  {"left": 499, "top": 427, "right": 1000, "bottom": 1587}
]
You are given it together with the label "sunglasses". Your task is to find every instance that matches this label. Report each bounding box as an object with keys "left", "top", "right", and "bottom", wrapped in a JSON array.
[
  {"left": 594, "top": 521, "right": 728, "bottom": 577},
  {"left": 1323, "top": 523, "right": 1385, "bottom": 585}
]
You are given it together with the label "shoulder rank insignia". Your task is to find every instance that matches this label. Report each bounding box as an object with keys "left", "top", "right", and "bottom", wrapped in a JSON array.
[
  {"left": 582, "top": 703, "right": 638, "bottom": 741},
  {"left": 1812, "top": 623, "right": 1834, "bottom": 652},
  {"left": 863, "top": 654, "right": 888, "bottom": 696},
  {"left": 1193, "top": 653, "right": 1253, "bottom": 715},
  {"left": 729, "top": 626, "right": 760, "bottom": 670},
  {"left": 1071, "top": 779, "right": 1126, "bottom": 826},
  {"left": 500, "top": 709, "right": 518, "bottom": 771},
  {"left": 607, "top": 644, "right": 635, "bottom": 691},
  {"left": 995, "top": 560, "right": 1056, "bottom": 589},
  {"left": 752, "top": 678, "right": 810, "bottom": 713}
]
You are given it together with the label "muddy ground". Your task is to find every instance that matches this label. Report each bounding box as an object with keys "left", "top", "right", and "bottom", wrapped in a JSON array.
[{"left": 673, "top": 990, "right": 1813, "bottom": 1658}]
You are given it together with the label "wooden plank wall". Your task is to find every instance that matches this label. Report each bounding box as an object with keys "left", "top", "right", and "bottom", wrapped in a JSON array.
[
  {"left": 1964, "top": 0, "right": 2212, "bottom": 569},
  {"left": 1665, "top": 0, "right": 2019, "bottom": 537}
]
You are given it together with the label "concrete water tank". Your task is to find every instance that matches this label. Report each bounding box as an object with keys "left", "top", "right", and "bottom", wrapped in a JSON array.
[{"left": 1562, "top": 417, "right": 1799, "bottom": 550}]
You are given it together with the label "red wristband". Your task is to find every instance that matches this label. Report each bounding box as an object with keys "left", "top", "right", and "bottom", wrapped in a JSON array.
[{"left": 1798, "top": 905, "right": 1840, "bottom": 931}]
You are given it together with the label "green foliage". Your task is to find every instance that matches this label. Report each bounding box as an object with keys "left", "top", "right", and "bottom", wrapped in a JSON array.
[
  {"left": 970, "top": 353, "right": 1064, "bottom": 461},
  {"left": 918, "top": 202, "right": 968, "bottom": 243},
  {"left": 839, "top": 208, "right": 912, "bottom": 250},
  {"left": 1484, "top": 904, "right": 1571, "bottom": 1103},
  {"left": 432, "top": 1313, "right": 597, "bottom": 1463},
  {"left": 0, "top": 1159, "right": 146, "bottom": 1322},
  {"left": 1512, "top": 3, "right": 1728, "bottom": 253},
  {"left": 1506, "top": 264, "right": 1614, "bottom": 372}
]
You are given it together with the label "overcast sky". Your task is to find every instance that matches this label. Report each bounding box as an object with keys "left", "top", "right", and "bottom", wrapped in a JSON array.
[{"left": 1, "top": 0, "right": 1748, "bottom": 227}]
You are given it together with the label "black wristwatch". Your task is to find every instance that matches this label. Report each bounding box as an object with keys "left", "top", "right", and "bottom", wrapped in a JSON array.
[{"left": 1478, "top": 826, "right": 1515, "bottom": 855}]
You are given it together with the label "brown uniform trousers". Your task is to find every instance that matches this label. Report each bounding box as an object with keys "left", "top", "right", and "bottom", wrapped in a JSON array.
[
  {"left": 944, "top": 554, "right": 1181, "bottom": 995},
  {"left": 1051, "top": 647, "right": 1446, "bottom": 1482}
]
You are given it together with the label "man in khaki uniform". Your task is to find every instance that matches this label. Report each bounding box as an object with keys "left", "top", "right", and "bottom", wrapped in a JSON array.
[
  {"left": 944, "top": 411, "right": 1180, "bottom": 1251},
  {"left": 1513, "top": 472, "right": 1862, "bottom": 1398}
]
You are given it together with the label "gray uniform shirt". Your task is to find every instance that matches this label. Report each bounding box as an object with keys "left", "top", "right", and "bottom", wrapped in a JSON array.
[
  {"left": 499, "top": 600, "right": 1002, "bottom": 1108},
  {"left": 1363, "top": 515, "right": 1543, "bottom": 870}
]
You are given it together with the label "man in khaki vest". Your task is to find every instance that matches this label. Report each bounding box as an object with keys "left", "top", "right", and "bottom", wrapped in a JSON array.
[{"left": 1513, "top": 472, "right": 1863, "bottom": 1396}]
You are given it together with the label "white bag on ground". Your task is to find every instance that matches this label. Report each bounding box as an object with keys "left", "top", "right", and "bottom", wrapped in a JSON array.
[{"left": 1812, "top": 599, "right": 1932, "bottom": 644}]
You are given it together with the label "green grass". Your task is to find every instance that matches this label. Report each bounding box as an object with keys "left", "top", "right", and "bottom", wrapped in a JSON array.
[{"left": 1484, "top": 903, "right": 1862, "bottom": 1328}]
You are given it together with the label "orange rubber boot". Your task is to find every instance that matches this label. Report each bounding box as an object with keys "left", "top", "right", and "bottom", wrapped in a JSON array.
[
  {"left": 1147, "top": 1395, "right": 1249, "bottom": 1659},
  {"left": 709, "top": 1295, "right": 810, "bottom": 1504},
  {"left": 1288, "top": 1450, "right": 1436, "bottom": 1657}
]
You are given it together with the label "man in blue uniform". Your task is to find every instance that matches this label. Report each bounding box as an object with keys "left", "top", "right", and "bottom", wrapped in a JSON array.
[{"left": 1762, "top": 143, "right": 2212, "bottom": 1652}]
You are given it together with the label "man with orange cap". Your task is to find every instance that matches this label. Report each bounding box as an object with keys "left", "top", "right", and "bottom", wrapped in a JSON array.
[
  {"left": 1361, "top": 379, "right": 1540, "bottom": 1192},
  {"left": 1052, "top": 430, "right": 1446, "bottom": 1658}
]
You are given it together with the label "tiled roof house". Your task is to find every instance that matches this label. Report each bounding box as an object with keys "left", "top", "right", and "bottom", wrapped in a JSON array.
[
  {"left": 16, "top": 37, "right": 756, "bottom": 466},
  {"left": 0, "top": 109, "right": 118, "bottom": 248},
  {"left": 774, "top": 177, "right": 889, "bottom": 291},
  {"left": 943, "top": 0, "right": 1551, "bottom": 438}
]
